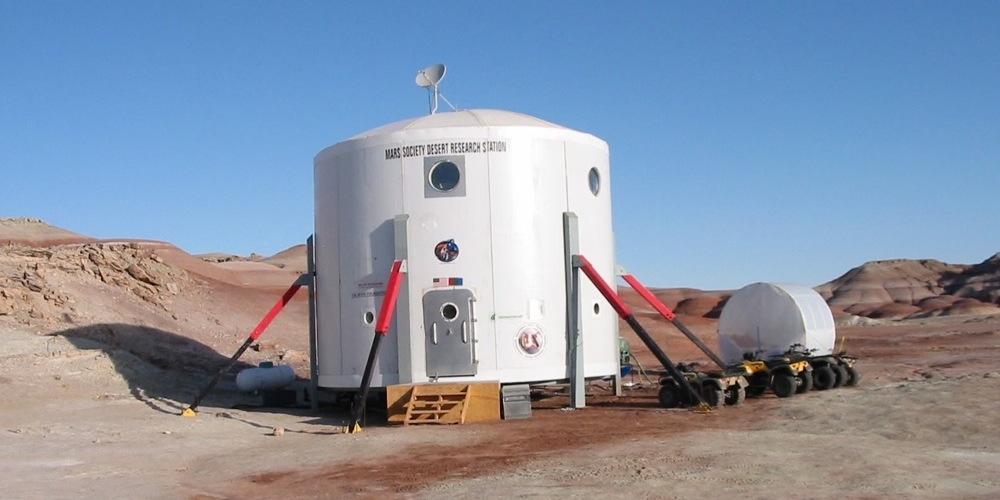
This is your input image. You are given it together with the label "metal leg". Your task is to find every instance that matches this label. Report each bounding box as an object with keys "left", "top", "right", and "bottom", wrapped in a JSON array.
[{"left": 563, "top": 212, "right": 585, "bottom": 409}]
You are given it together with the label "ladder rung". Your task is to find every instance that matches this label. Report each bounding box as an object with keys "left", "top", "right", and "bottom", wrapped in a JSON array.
[
  {"left": 407, "top": 407, "right": 458, "bottom": 413},
  {"left": 408, "top": 400, "right": 461, "bottom": 406},
  {"left": 406, "top": 401, "right": 462, "bottom": 407}
]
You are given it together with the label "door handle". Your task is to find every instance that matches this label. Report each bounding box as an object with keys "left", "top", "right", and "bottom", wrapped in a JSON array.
[
  {"left": 467, "top": 297, "right": 478, "bottom": 363},
  {"left": 431, "top": 323, "right": 438, "bottom": 344},
  {"left": 462, "top": 321, "right": 468, "bottom": 343}
]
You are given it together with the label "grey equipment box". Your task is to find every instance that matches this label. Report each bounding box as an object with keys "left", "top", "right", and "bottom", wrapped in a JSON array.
[{"left": 501, "top": 384, "right": 532, "bottom": 420}]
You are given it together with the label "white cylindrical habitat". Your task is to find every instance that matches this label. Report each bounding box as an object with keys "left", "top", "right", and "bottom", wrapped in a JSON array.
[{"left": 313, "top": 109, "right": 619, "bottom": 389}]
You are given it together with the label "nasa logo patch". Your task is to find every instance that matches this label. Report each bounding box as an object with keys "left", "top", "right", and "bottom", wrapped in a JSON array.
[{"left": 434, "top": 239, "right": 459, "bottom": 262}]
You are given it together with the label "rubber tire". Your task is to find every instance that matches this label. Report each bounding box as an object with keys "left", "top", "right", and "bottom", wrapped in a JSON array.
[
  {"left": 771, "top": 373, "right": 797, "bottom": 398},
  {"left": 725, "top": 385, "right": 746, "bottom": 406},
  {"left": 658, "top": 384, "right": 683, "bottom": 408},
  {"left": 813, "top": 365, "right": 836, "bottom": 390},
  {"left": 845, "top": 365, "right": 861, "bottom": 386},
  {"left": 832, "top": 364, "right": 848, "bottom": 388},
  {"left": 701, "top": 382, "right": 725, "bottom": 408},
  {"left": 745, "top": 385, "right": 766, "bottom": 398},
  {"left": 796, "top": 370, "right": 814, "bottom": 394}
]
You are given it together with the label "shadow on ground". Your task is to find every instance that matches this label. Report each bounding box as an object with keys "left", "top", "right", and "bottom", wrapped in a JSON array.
[
  {"left": 54, "top": 323, "right": 252, "bottom": 414},
  {"left": 53, "top": 323, "right": 368, "bottom": 428}
]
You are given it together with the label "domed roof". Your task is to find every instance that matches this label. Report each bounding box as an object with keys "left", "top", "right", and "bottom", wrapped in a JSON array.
[
  {"left": 350, "top": 109, "right": 569, "bottom": 139},
  {"left": 316, "top": 108, "right": 606, "bottom": 163}
]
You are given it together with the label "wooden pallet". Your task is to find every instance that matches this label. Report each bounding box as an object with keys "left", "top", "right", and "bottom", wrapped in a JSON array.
[
  {"left": 403, "top": 385, "right": 471, "bottom": 426},
  {"left": 386, "top": 381, "right": 501, "bottom": 425}
]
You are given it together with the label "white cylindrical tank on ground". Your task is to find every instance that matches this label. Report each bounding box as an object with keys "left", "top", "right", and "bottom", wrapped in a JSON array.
[
  {"left": 236, "top": 364, "right": 296, "bottom": 392},
  {"left": 313, "top": 109, "right": 619, "bottom": 389},
  {"left": 717, "top": 282, "right": 836, "bottom": 364}
]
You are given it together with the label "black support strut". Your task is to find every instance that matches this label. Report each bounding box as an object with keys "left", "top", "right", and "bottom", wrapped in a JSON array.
[{"left": 574, "top": 255, "right": 706, "bottom": 408}]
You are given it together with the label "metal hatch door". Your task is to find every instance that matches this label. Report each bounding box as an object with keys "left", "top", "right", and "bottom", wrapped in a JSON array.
[{"left": 423, "top": 289, "right": 477, "bottom": 377}]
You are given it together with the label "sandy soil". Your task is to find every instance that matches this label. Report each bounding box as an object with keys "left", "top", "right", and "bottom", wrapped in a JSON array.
[{"left": 3, "top": 314, "right": 999, "bottom": 499}]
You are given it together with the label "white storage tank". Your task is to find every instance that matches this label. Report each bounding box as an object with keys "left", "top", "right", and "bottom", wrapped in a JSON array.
[
  {"left": 236, "top": 363, "right": 296, "bottom": 392},
  {"left": 717, "top": 282, "right": 836, "bottom": 364},
  {"left": 313, "top": 109, "right": 619, "bottom": 389}
]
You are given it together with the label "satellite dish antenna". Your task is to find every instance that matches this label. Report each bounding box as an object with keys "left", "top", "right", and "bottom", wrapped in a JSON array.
[
  {"left": 415, "top": 63, "right": 456, "bottom": 114},
  {"left": 415, "top": 63, "right": 445, "bottom": 88}
]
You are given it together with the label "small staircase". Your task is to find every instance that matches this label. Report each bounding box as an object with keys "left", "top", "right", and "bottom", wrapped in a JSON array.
[{"left": 403, "top": 384, "right": 472, "bottom": 426}]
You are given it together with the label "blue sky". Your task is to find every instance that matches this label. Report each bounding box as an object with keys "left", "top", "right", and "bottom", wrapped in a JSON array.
[{"left": 3, "top": 1, "right": 998, "bottom": 290}]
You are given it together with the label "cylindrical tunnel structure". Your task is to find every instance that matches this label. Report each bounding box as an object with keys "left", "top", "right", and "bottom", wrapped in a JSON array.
[
  {"left": 313, "top": 109, "right": 619, "bottom": 389},
  {"left": 717, "top": 282, "right": 837, "bottom": 364}
]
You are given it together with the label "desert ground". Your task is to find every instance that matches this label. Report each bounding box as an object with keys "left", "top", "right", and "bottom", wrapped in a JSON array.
[{"left": 2, "top": 217, "right": 999, "bottom": 499}]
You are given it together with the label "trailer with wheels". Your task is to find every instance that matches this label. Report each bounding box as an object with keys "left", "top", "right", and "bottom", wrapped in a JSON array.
[
  {"left": 717, "top": 282, "right": 868, "bottom": 397},
  {"left": 657, "top": 363, "right": 749, "bottom": 408},
  {"left": 741, "top": 351, "right": 813, "bottom": 398},
  {"left": 786, "top": 344, "right": 860, "bottom": 391}
]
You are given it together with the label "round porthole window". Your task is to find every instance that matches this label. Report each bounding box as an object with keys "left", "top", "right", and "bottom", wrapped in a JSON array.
[
  {"left": 429, "top": 161, "right": 461, "bottom": 192},
  {"left": 588, "top": 167, "right": 601, "bottom": 196},
  {"left": 441, "top": 303, "right": 459, "bottom": 321}
]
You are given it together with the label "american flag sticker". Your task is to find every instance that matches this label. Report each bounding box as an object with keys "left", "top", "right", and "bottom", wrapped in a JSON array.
[{"left": 433, "top": 277, "right": 463, "bottom": 287}]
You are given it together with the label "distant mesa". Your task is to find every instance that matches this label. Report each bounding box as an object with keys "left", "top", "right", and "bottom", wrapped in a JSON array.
[
  {"left": 196, "top": 252, "right": 266, "bottom": 264},
  {"left": 261, "top": 244, "right": 307, "bottom": 274},
  {"left": 943, "top": 252, "right": 1000, "bottom": 304},
  {"left": 196, "top": 244, "right": 307, "bottom": 274},
  {"left": 674, "top": 295, "right": 727, "bottom": 319},
  {"left": 625, "top": 252, "right": 1000, "bottom": 323},
  {"left": 195, "top": 252, "right": 249, "bottom": 263},
  {"left": 0, "top": 217, "right": 96, "bottom": 247},
  {"left": 3, "top": 216, "right": 997, "bottom": 323},
  {"left": 816, "top": 253, "right": 1000, "bottom": 320}
]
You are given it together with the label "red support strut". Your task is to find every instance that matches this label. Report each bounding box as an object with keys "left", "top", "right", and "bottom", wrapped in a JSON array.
[
  {"left": 182, "top": 282, "right": 303, "bottom": 416},
  {"left": 251, "top": 284, "right": 302, "bottom": 340},
  {"left": 375, "top": 260, "right": 405, "bottom": 335},
  {"left": 576, "top": 255, "right": 632, "bottom": 318},
  {"left": 349, "top": 260, "right": 406, "bottom": 432},
  {"left": 621, "top": 273, "right": 728, "bottom": 370},
  {"left": 575, "top": 255, "right": 707, "bottom": 409},
  {"left": 621, "top": 274, "right": 675, "bottom": 321}
]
